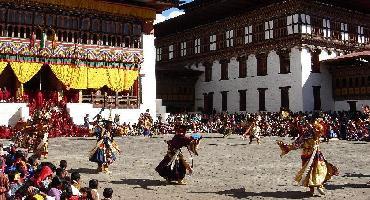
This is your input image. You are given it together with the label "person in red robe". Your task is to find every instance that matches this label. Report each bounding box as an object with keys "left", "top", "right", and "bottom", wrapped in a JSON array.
[
  {"left": 3, "top": 87, "right": 10, "bottom": 102},
  {"left": 0, "top": 88, "right": 3, "bottom": 102},
  {"left": 35, "top": 91, "right": 44, "bottom": 109}
]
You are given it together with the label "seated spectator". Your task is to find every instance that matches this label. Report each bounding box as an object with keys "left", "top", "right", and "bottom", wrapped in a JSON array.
[
  {"left": 89, "top": 179, "right": 100, "bottom": 200},
  {"left": 70, "top": 172, "right": 81, "bottom": 197},
  {"left": 48, "top": 176, "right": 63, "bottom": 200},
  {"left": 102, "top": 188, "right": 113, "bottom": 200}
]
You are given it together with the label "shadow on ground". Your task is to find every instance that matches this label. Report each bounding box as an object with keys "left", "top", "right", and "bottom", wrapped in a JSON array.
[
  {"left": 191, "top": 188, "right": 311, "bottom": 199},
  {"left": 326, "top": 183, "right": 370, "bottom": 190},
  {"left": 70, "top": 168, "right": 97, "bottom": 174},
  {"left": 342, "top": 173, "right": 370, "bottom": 178},
  {"left": 71, "top": 138, "right": 96, "bottom": 141},
  {"left": 110, "top": 178, "right": 167, "bottom": 190}
]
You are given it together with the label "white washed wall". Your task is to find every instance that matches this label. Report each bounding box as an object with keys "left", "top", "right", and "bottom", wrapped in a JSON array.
[
  {"left": 141, "top": 34, "right": 157, "bottom": 118},
  {"left": 301, "top": 48, "right": 337, "bottom": 111},
  {"left": 194, "top": 47, "right": 305, "bottom": 113},
  {"left": 334, "top": 100, "right": 370, "bottom": 111},
  {"left": 0, "top": 103, "right": 29, "bottom": 127},
  {"left": 67, "top": 103, "right": 143, "bottom": 125}
]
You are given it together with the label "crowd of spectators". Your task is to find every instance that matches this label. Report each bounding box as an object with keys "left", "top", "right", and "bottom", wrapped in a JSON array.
[
  {"left": 0, "top": 145, "right": 114, "bottom": 199},
  {"left": 154, "top": 110, "right": 370, "bottom": 141}
]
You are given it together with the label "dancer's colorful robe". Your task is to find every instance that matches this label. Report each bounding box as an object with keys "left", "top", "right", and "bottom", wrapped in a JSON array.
[
  {"left": 156, "top": 133, "right": 201, "bottom": 182},
  {"left": 277, "top": 122, "right": 338, "bottom": 188}
]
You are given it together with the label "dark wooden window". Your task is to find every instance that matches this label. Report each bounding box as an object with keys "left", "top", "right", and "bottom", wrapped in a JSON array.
[
  {"left": 349, "top": 78, "right": 353, "bottom": 87},
  {"left": 204, "top": 63, "right": 212, "bottom": 82},
  {"left": 34, "top": 13, "right": 44, "bottom": 25},
  {"left": 347, "top": 101, "right": 357, "bottom": 112},
  {"left": 0, "top": 9, "right": 5, "bottom": 22},
  {"left": 335, "top": 78, "right": 341, "bottom": 88},
  {"left": 280, "top": 86, "right": 290, "bottom": 110},
  {"left": 361, "top": 77, "right": 365, "bottom": 87},
  {"left": 342, "top": 78, "right": 347, "bottom": 88},
  {"left": 313, "top": 86, "right": 321, "bottom": 110},
  {"left": 257, "top": 53, "right": 267, "bottom": 76},
  {"left": 255, "top": 23, "right": 264, "bottom": 42},
  {"left": 123, "top": 23, "right": 132, "bottom": 35},
  {"left": 311, "top": 50, "right": 321, "bottom": 73},
  {"left": 238, "top": 56, "right": 247, "bottom": 78},
  {"left": 203, "top": 92, "right": 214, "bottom": 114},
  {"left": 46, "top": 14, "right": 54, "bottom": 26},
  {"left": 278, "top": 50, "right": 290, "bottom": 74},
  {"left": 355, "top": 77, "right": 359, "bottom": 87},
  {"left": 220, "top": 59, "right": 229, "bottom": 80},
  {"left": 81, "top": 18, "right": 90, "bottom": 31},
  {"left": 221, "top": 91, "right": 228, "bottom": 111},
  {"left": 133, "top": 24, "right": 142, "bottom": 36},
  {"left": 239, "top": 89, "right": 247, "bottom": 111},
  {"left": 258, "top": 88, "right": 267, "bottom": 111}
]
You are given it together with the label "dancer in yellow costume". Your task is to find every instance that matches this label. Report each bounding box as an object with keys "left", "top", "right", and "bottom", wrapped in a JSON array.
[{"left": 277, "top": 118, "right": 338, "bottom": 196}]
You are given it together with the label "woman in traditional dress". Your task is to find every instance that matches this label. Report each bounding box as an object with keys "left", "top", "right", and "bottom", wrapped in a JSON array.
[
  {"left": 89, "top": 121, "right": 120, "bottom": 173},
  {"left": 155, "top": 125, "right": 202, "bottom": 185},
  {"left": 277, "top": 119, "right": 338, "bottom": 196}
]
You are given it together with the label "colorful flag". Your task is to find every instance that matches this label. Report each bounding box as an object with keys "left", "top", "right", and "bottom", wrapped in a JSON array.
[
  {"left": 40, "top": 32, "right": 47, "bottom": 49},
  {"left": 52, "top": 33, "right": 58, "bottom": 49},
  {"left": 29, "top": 32, "right": 36, "bottom": 49}
]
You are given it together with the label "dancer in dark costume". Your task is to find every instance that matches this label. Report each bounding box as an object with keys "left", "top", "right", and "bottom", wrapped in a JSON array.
[
  {"left": 155, "top": 125, "right": 202, "bottom": 185},
  {"left": 89, "top": 120, "right": 120, "bottom": 173}
]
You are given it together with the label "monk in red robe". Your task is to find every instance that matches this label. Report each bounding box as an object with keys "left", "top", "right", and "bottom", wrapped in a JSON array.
[{"left": 36, "top": 91, "right": 44, "bottom": 109}]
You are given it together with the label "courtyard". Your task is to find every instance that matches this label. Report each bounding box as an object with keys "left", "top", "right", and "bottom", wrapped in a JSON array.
[{"left": 37, "top": 134, "right": 370, "bottom": 200}]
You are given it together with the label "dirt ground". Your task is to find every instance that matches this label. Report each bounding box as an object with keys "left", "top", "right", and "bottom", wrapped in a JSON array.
[{"left": 33, "top": 134, "right": 370, "bottom": 199}]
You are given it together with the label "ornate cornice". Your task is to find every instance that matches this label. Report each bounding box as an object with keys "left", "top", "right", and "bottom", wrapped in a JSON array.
[
  {"left": 156, "top": 0, "right": 370, "bottom": 69},
  {"left": 0, "top": 0, "right": 157, "bottom": 20}
]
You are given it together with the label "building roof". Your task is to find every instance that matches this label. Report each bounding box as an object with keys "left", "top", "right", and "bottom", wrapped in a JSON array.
[
  {"left": 323, "top": 51, "right": 370, "bottom": 64},
  {"left": 155, "top": 0, "right": 370, "bottom": 37},
  {"left": 180, "top": 0, "right": 370, "bottom": 14},
  {"left": 156, "top": 0, "right": 281, "bottom": 37},
  {"left": 105, "top": 0, "right": 182, "bottom": 12}
]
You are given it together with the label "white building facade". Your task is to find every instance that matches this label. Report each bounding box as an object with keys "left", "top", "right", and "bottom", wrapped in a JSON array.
[{"left": 155, "top": 0, "right": 370, "bottom": 113}]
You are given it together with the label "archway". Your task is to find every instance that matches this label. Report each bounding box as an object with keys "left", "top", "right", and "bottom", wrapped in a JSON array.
[
  {"left": 0, "top": 64, "right": 18, "bottom": 99},
  {"left": 23, "top": 65, "right": 63, "bottom": 100}
]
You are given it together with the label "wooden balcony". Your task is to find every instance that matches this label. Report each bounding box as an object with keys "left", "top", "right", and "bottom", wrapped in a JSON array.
[{"left": 82, "top": 93, "right": 139, "bottom": 109}]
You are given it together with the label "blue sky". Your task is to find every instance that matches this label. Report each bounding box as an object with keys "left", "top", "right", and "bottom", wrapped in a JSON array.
[
  {"left": 154, "top": 0, "right": 193, "bottom": 24},
  {"left": 162, "top": 0, "right": 193, "bottom": 16}
]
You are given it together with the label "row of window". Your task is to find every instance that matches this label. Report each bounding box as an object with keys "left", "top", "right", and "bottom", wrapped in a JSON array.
[
  {"left": 203, "top": 86, "right": 321, "bottom": 112},
  {"left": 0, "top": 25, "right": 142, "bottom": 48},
  {"left": 202, "top": 51, "right": 321, "bottom": 82},
  {"left": 0, "top": 9, "right": 142, "bottom": 35},
  {"left": 156, "top": 14, "right": 368, "bottom": 61},
  {"left": 335, "top": 76, "right": 370, "bottom": 88}
]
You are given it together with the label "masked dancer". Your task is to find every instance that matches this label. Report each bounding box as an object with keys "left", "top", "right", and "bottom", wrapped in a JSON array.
[
  {"left": 155, "top": 125, "right": 202, "bottom": 185},
  {"left": 89, "top": 120, "right": 120, "bottom": 173},
  {"left": 277, "top": 119, "right": 338, "bottom": 196}
]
